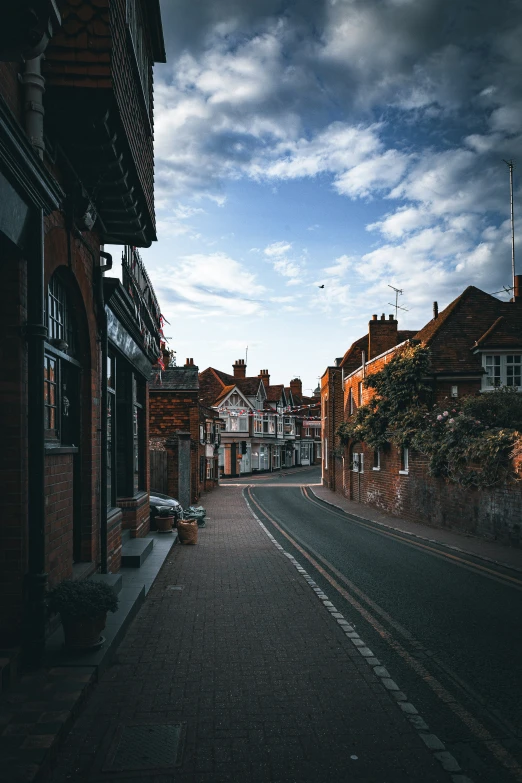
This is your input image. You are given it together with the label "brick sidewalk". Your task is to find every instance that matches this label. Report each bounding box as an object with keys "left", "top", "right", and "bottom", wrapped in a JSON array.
[{"left": 45, "top": 487, "right": 449, "bottom": 783}]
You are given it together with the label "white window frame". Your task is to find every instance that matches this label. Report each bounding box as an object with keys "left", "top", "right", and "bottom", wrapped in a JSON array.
[
  {"left": 373, "top": 449, "right": 380, "bottom": 471},
  {"left": 277, "top": 415, "right": 283, "bottom": 436},
  {"left": 482, "top": 352, "right": 522, "bottom": 390},
  {"left": 399, "top": 447, "right": 409, "bottom": 475},
  {"left": 358, "top": 381, "right": 363, "bottom": 406},
  {"left": 254, "top": 413, "right": 263, "bottom": 434},
  {"left": 324, "top": 438, "right": 328, "bottom": 469}
]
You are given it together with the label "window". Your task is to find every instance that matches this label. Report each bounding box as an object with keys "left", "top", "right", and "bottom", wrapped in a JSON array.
[
  {"left": 284, "top": 417, "right": 295, "bottom": 436},
  {"left": 277, "top": 416, "right": 283, "bottom": 436},
  {"left": 352, "top": 453, "right": 360, "bottom": 472},
  {"left": 254, "top": 414, "right": 263, "bottom": 434},
  {"left": 132, "top": 373, "right": 144, "bottom": 492},
  {"left": 273, "top": 448, "right": 281, "bottom": 469},
  {"left": 349, "top": 388, "right": 354, "bottom": 415},
  {"left": 199, "top": 424, "right": 205, "bottom": 443},
  {"left": 483, "top": 354, "right": 522, "bottom": 389},
  {"left": 400, "top": 447, "right": 409, "bottom": 474},
  {"left": 358, "top": 381, "right": 363, "bottom": 406},
  {"left": 44, "top": 273, "right": 79, "bottom": 445},
  {"left": 451, "top": 385, "right": 458, "bottom": 398},
  {"left": 206, "top": 459, "right": 214, "bottom": 480},
  {"left": 373, "top": 449, "right": 380, "bottom": 470},
  {"left": 206, "top": 421, "right": 212, "bottom": 443},
  {"left": 107, "top": 353, "right": 116, "bottom": 508}
]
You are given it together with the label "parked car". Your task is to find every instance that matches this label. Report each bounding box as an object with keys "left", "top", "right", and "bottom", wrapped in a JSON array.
[{"left": 150, "top": 493, "right": 184, "bottom": 528}]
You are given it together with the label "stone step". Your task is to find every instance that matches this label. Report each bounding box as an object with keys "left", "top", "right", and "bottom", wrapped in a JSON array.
[
  {"left": 121, "top": 537, "right": 154, "bottom": 568},
  {"left": 89, "top": 573, "right": 123, "bottom": 594}
]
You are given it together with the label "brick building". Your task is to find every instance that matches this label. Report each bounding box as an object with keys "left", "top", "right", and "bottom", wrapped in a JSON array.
[
  {"left": 199, "top": 362, "right": 298, "bottom": 476},
  {"left": 321, "top": 284, "right": 522, "bottom": 544},
  {"left": 0, "top": 1, "right": 165, "bottom": 658},
  {"left": 149, "top": 357, "right": 220, "bottom": 507},
  {"left": 286, "top": 378, "right": 322, "bottom": 466}
]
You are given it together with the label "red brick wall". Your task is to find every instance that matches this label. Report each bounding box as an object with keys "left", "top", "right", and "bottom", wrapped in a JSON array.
[
  {"left": 117, "top": 492, "right": 150, "bottom": 538},
  {"left": 321, "top": 367, "right": 343, "bottom": 490},
  {"left": 342, "top": 442, "right": 522, "bottom": 546},
  {"left": 338, "top": 345, "right": 521, "bottom": 546},
  {"left": 45, "top": 454, "right": 74, "bottom": 587}
]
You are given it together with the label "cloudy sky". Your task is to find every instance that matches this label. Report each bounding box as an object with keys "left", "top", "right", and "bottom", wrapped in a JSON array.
[{"left": 130, "top": 0, "right": 521, "bottom": 391}]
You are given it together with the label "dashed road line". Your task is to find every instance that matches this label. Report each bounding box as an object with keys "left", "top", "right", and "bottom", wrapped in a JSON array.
[{"left": 245, "top": 486, "right": 522, "bottom": 783}]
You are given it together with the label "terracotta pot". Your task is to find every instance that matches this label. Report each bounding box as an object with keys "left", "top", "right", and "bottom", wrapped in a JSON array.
[
  {"left": 61, "top": 612, "right": 107, "bottom": 650},
  {"left": 156, "top": 514, "right": 175, "bottom": 532}
]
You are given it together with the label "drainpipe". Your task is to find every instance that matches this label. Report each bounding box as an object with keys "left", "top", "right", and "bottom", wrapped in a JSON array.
[
  {"left": 21, "top": 55, "right": 47, "bottom": 666},
  {"left": 95, "top": 251, "right": 113, "bottom": 573}
]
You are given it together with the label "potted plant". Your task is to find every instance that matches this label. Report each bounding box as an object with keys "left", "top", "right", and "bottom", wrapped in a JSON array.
[
  {"left": 47, "top": 579, "right": 118, "bottom": 651},
  {"left": 155, "top": 505, "right": 176, "bottom": 532}
]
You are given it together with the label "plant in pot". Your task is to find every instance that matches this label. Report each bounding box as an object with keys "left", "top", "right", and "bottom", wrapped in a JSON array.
[
  {"left": 47, "top": 579, "right": 118, "bottom": 651},
  {"left": 156, "top": 505, "right": 176, "bottom": 532}
]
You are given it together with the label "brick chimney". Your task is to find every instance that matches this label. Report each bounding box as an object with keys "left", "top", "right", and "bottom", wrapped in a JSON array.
[
  {"left": 290, "top": 377, "right": 302, "bottom": 399},
  {"left": 233, "top": 359, "right": 247, "bottom": 379},
  {"left": 185, "top": 358, "right": 194, "bottom": 367},
  {"left": 368, "top": 313, "right": 398, "bottom": 360},
  {"left": 258, "top": 369, "right": 270, "bottom": 387},
  {"left": 513, "top": 274, "right": 522, "bottom": 303}
]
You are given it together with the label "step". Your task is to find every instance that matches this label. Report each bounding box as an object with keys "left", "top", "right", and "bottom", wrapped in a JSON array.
[
  {"left": 121, "top": 537, "right": 154, "bottom": 568},
  {"left": 89, "top": 573, "right": 123, "bottom": 595},
  {"left": 121, "top": 529, "right": 131, "bottom": 545}
]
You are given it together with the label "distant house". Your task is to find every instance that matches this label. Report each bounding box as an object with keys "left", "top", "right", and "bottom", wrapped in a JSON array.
[
  {"left": 199, "top": 362, "right": 297, "bottom": 476},
  {"left": 321, "top": 282, "right": 522, "bottom": 544},
  {"left": 149, "top": 358, "right": 220, "bottom": 507}
]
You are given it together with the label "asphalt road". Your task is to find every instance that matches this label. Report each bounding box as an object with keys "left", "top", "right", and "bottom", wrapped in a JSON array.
[{"left": 244, "top": 466, "right": 522, "bottom": 783}]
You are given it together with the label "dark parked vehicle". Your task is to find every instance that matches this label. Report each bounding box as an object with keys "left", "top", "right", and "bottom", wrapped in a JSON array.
[{"left": 149, "top": 493, "right": 184, "bottom": 528}]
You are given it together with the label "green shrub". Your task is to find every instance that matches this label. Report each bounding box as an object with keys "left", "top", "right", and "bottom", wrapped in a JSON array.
[{"left": 48, "top": 579, "right": 118, "bottom": 619}]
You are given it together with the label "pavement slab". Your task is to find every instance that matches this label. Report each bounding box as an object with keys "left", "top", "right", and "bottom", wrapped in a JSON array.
[{"left": 44, "top": 486, "right": 450, "bottom": 783}]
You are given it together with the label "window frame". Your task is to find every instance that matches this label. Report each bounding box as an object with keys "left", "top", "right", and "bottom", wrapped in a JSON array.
[
  {"left": 373, "top": 448, "right": 381, "bottom": 471},
  {"left": 482, "top": 352, "right": 522, "bottom": 390}
]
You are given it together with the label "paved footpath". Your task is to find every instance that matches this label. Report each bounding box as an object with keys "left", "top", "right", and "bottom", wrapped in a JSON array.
[{"left": 46, "top": 487, "right": 451, "bottom": 783}]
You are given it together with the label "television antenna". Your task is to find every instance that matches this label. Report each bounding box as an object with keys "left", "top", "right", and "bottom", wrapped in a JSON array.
[
  {"left": 388, "top": 285, "right": 409, "bottom": 319},
  {"left": 502, "top": 159, "right": 516, "bottom": 293}
]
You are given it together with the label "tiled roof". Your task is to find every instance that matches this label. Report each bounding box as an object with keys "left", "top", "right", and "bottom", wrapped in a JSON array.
[
  {"left": 150, "top": 365, "right": 198, "bottom": 390},
  {"left": 265, "top": 384, "right": 284, "bottom": 403},
  {"left": 413, "top": 286, "right": 522, "bottom": 373},
  {"left": 214, "top": 385, "right": 236, "bottom": 406}
]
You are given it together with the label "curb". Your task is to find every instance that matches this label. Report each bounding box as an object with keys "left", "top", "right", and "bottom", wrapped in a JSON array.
[{"left": 308, "top": 486, "right": 522, "bottom": 576}]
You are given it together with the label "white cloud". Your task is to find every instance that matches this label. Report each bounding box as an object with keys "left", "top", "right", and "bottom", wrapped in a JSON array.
[
  {"left": 264, "top": 241, "right": 293, "bottom": 257},
  {"left": 151, "top": 252, "right": 265, "bottom": 319},
  {"left": 323, "top": 255, "right": 354, "bottom": 277}
]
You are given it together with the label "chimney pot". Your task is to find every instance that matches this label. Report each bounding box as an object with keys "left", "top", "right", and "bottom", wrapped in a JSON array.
[
  {"left": 381, "top": 313, "right": 385, "bottom": 320},
  {"left": 372, "top": 314, "right": 377, "bottom": 320},
  {"left": 389, "top": 314, "right": 394, "bottom": 321},
  {"left": 433, "top": 301, "right": 438, "bottom": 319}
]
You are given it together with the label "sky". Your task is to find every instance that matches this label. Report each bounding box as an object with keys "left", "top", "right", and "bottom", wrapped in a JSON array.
[{"left": 114, "top": 0, "right": 522, "bottom": 393}]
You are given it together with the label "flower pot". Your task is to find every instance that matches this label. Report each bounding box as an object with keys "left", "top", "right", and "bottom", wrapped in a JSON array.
[
  {"left": 156, "top": 514, "right": 175, "bottom": 532},
  {"left": 61, "top": 612, "right": 107, "bottom": 650}
]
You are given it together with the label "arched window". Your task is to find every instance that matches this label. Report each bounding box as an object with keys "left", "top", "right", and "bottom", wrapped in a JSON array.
[{"left": 44, "top": 273, "right": 80, "bottom": 444}]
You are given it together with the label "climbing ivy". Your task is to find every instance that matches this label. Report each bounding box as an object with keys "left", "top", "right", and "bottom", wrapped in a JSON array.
[{"left": 337, "top": 344, "right": 521, "bottom": 488}]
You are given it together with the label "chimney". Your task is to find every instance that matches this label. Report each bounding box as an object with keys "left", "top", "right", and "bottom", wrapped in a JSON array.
[
  {"left": 514, "top": 274, "right": 522, "bottom": 303},
  {"left": 185, "top": 358, "right": 194, "bottom": 367},
  {"left": 290, "top": 377, "right": 302, "bottom": 399},
  {"left": 233, "top": 359, "right": 246, "bottom": 379},
  {"left": 433, "top": 301, "right": 438, "bottom": 319},
  {"left": 368, "top": 313, "right": 398, "bottom": 360},
  {"left": 258, "top": 369, "right": 270, "bottom": 387}
]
